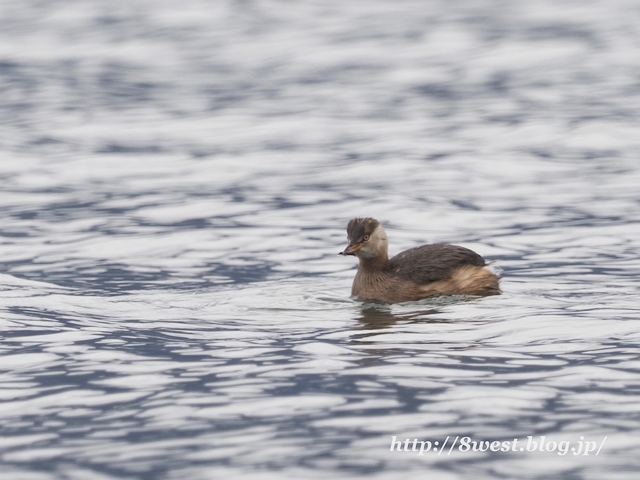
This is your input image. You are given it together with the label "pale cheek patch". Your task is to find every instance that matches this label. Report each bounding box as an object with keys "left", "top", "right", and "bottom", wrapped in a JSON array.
[{"left": 357, "top": 246, "right": 376, "bottom": 258}]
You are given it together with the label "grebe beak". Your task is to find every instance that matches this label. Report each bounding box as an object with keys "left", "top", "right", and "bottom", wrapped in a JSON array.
[{"left": 339, "top": 242, "right": 362, "bottom": 256}]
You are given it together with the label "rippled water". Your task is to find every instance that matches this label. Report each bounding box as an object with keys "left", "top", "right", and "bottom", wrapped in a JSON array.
[{"left": 2, "top": 0, "right": 640, "bottom": 478}]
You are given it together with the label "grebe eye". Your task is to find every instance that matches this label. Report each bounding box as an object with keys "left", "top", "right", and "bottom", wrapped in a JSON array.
[{"left": 363, "top": 235, "right": 370, "bottom": 241}]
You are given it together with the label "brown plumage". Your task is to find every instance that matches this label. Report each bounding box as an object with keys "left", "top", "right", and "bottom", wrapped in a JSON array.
[{"left": 339, "top": 217, "right": 500, "bottom": 303}]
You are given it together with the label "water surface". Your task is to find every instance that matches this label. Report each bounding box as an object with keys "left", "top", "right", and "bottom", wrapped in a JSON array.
[{"left": 1, "top": 0, "right": 640, "bottom": 479}]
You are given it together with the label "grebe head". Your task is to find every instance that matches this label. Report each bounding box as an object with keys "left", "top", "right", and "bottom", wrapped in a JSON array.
[{"left": 339, "top": 217, "right": 388, "bottom": 259}]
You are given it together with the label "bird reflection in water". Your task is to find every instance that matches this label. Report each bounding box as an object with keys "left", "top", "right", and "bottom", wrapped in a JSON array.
[{"left": 355, "top": 304, "right": 443, "bottom": 329}]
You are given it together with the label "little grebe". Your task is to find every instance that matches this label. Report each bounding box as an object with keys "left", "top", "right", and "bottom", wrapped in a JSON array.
[{"left": 339, "top": 217, "right": 500, "bottom": 303}]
